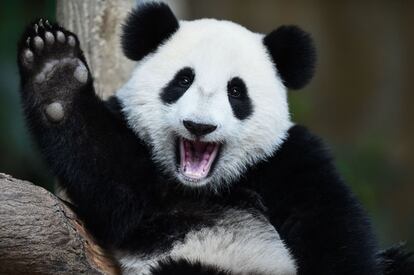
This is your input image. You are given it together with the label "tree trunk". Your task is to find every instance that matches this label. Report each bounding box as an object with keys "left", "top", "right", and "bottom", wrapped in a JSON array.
[
  {"left": 0, "top": 173, "right": 120, "bottom": 274},
  {"left": 56, "top": 0, "right": 136, "bottom": 99}
]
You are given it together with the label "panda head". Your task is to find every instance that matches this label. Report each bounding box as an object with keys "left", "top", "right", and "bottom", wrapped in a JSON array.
[{"left": 117, "top": 2, "right": 316, "bottom": 190}]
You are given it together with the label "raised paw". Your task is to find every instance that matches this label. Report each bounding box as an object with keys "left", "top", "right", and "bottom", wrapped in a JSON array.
[{"left": 17, "top": 19, "right": 91, "bottom": 123}]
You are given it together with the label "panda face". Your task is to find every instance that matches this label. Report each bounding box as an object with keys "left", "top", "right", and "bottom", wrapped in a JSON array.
[{"left": 117, "top": 19, "right": 292, "bottom": 189}]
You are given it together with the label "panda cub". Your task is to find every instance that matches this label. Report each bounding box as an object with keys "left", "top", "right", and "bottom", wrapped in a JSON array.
[{"left": 17, "top": 2, "right": 409, "bottom": 275}]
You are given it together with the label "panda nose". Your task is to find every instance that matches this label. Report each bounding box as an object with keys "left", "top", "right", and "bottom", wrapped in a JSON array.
[{"left": 183, "top": 120, "right": 217, "bottom": 137}]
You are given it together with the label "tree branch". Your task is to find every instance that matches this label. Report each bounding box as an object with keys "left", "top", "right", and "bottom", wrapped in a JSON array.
[{"left": 0, "top": 173, "right": 120, "bottom": 274}]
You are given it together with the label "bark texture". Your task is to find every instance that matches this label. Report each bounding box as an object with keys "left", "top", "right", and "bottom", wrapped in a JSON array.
[
  {"left": 56, "top": 0, "right": 135, "bottom": 99},
  {"left": 0, "top": 173, "right": 119, "bottom": 274}
]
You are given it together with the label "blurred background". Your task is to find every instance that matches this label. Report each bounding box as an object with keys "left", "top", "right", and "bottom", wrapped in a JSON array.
[{"left": 0, "top": 0, "right": 412, "bottom": 250}]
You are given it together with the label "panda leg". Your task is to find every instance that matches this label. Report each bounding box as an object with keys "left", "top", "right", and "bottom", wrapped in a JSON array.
[{"left": 17, "top": 20, "right": 146, "bottom": 247}]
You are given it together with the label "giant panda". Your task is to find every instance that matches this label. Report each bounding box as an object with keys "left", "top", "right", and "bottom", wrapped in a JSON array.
[{"left": 17, "top": 1, "right": 413, "bottom": 275}]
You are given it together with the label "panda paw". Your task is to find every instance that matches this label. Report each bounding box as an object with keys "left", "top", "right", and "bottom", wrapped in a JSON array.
[{"left": 18, "top": 19, "right": 90, "bottom": 123}]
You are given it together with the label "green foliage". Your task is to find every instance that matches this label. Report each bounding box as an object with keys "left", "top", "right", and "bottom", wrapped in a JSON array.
[{"left": 0, "top": 0, "right": 56, "bottom": 190}]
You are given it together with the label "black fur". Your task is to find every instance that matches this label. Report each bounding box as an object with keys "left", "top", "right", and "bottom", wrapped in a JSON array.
[
  {"left": 122, "top": 2, "right": 179, "bottom": 61},
  {"left": 17, "top": 19, "right": 411, "bottom": 275},
  {"left": 116, "top": 186, "right": 269, "bottom": 254},
  {"left": 151, "top": 258, "right": 231, "bottom": 275},
  {"left": 263, "top": 25, "right": 316, "bottom": 90},
  {"left": 160, "top": 67, "right": 194, "bottom": 104},
  {"left": 239, "top": 125, "right": 380, "bottom": 274},
  {"left": 377, "top": 244, "right": 414, "bottom": 275},
  {"left": 17, "top": 19, "right": 157, "bottom": 248},
  {"left": 227, "top": 77, "right": 253, "bottom": 120}
]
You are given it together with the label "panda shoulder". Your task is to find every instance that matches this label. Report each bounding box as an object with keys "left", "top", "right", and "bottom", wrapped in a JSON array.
[{"left": 276, "top": 124, "right": 335, "bottom": 167}]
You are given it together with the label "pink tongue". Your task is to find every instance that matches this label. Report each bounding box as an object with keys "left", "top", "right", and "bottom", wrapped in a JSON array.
[{"left": 184, "top": 140, "right": 211, "bottom": 177}]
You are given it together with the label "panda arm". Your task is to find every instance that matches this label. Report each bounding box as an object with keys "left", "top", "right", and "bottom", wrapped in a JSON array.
[
  {"left": 17, "top": 21, "right": 151, "bottom": 248},
  {"left": 248, "top": 125, "right": 379, "bottom": 274}
]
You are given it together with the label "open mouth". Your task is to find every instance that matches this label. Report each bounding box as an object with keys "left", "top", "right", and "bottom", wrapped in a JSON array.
[{"left": 178, "top": 138, "right": 220, "bottom": 182}]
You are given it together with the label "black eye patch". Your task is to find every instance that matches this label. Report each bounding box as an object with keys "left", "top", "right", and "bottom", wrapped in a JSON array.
[
  {"left": 160, "top": 67, "right": 195, "bottom": 104},
  {"left": 227, "top": 77, "right": 253, "bottom": 120}
]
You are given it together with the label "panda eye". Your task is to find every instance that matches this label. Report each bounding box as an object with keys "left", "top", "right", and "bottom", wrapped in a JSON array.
[
  {"left": 227, "top": 77, "right": 247, "bottom": 99},
  {"left": 226, "top": 77, "right": 252, "bottom": 120},
  {"left": 228, "top": 85, "right": 242, "bottom": 98},
  {"left": 177, "top": 75, "right": 193, "bottom": 88},
  {"left": 161, "top": 67, "right": 195, "bottom": 104}
]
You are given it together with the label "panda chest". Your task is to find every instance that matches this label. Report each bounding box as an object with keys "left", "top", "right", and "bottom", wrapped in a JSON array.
[{"left": 116, "top": 209, "right": 297, "bottom": 275}]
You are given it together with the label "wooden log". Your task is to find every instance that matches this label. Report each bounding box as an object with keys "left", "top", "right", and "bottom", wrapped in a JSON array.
[{"left": 0, "top": 173, "right": 120, "bottom": 274}]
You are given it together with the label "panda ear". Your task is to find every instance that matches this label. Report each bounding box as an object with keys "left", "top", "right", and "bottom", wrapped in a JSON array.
[
  {"left": 122, "top": 2, "right": 179, "bottom": 61},
  {"left": 263, "top": 25, "right": 316, "bottom": 90}
]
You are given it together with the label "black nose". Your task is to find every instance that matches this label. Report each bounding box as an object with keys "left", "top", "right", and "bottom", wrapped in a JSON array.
[{"left": 183, "top": 120, "right": 217, "bottom": 137}]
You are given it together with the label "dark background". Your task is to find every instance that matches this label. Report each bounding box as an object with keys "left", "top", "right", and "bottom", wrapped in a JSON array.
[{"left": 0, "top": 0, "right": 413, "bottom": 249}]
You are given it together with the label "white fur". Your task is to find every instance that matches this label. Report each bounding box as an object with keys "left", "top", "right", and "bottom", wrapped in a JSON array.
[
  {"left": 116, "top": 253, "right": 162, "bottom": 275},
  {"left": 170, "top": 209, "right": 296, "bottom": 274},
  {"left": 116, "top": 209, "right": 296, "bottom": 275},
  {"left": 117, "top": 19, "right": 292, "bottom": 189}
]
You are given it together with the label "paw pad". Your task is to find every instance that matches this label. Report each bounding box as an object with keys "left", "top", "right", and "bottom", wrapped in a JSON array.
[
  {"left": 23, "top": 49, "right": 34, "bottom": 64},
  {"left": 74, "top": 62, "right": 88, "bottom": 84},
  {"left": 67, "top": 35, "right": 76, "bottom": 47},
  {"left": 56, "top": 31, "right": 65, "bottom": 43},
  {"left": 34, "top": 59, "right": 59, "bottom": 84},
  {"left": 45, "top": 102, "right": 64, "bottom": 122},
  {"left": 44, "top": 31, "right": 55, "bottom": 45},
  {"left": 33, "top": 36, "right": 44, "bottom": 52}
]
